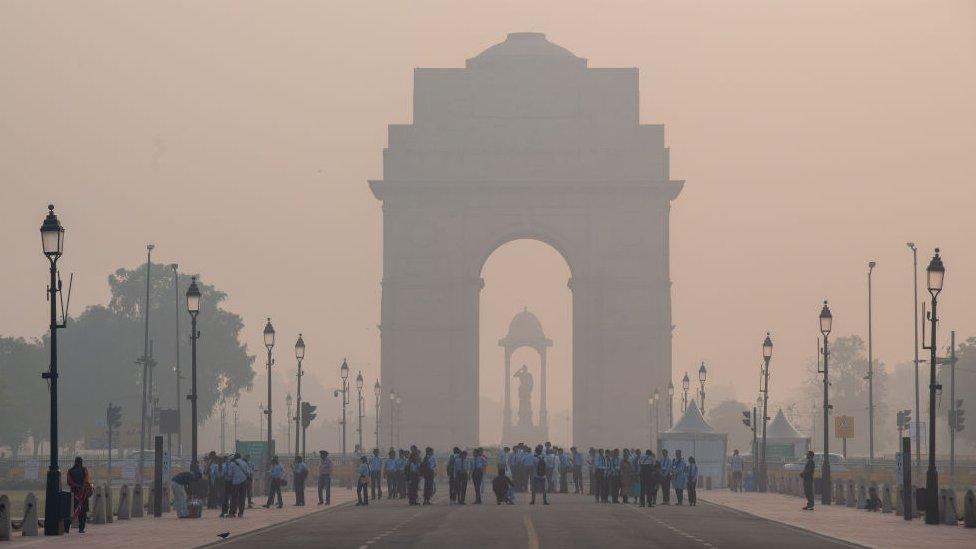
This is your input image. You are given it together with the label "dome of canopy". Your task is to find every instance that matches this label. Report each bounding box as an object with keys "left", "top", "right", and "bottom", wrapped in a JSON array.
[
  {"left": 467, "top": 33, "right": 586, "bottom": 69},
  {"left": 506, "top": 307, "right": 546, "bottom": 340}
]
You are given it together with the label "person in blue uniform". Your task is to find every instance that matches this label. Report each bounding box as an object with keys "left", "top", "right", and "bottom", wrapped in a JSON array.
[
  {"left": 263, "top": 456, "right": 285, "bottom": 508},
  {"left": 355, "top": 456, "right": 371, "bottom": 505},
  {"left": 638, "top": 449, "right": 656, "bottom": 507},
  {"left": 687, "top": 456, "right": 699, "bottom": 506},
  {"left": 407, "top": 450, "right": 421, "bottom": 505},
  {"left": 658, "top": 449, "right": 672, "bottom": 505},
  {"left": 593, "top": 448, "right": 608, "bottom": 502},
  {"left": 422, "top": 447, "right": 437, "bottom": 504},
  {"left": 571, "top": 447, "right": 584, "bottom": 494},
  {"left": 369, "top": 448, "right": 383, "bottom": 500},
  {"left": 385, "top": 449, "right": 398, "bottom": 498},
  {"left": 318, "top": 450, "right": 333, "bottom": 505},
  {"left": 670, "top": 449, "right": 688, "bottom": 505},
  {"left": 472, "top": 448, "right": 487, "bottom": 504},
  {"left": 530, "top": 445, "right": 549, "bottom": 505},
  {"left": 456, "top": 450, "right": 470, "bottom": 504},
  {"left": 447, "top": 447, "right": 461, "bottom": 502},
  {"left": 293, "top": 456, "right": 308, "bottom": 506}
]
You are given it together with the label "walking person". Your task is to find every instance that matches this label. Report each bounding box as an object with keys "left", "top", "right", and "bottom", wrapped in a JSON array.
[
  {"left": 422, "top": 447, "right": 437, "bottom": 505},
  {"left": 658, "top": 449, "right": 672, "bottom": 505},
  {"left": 800, "top": 450, "right": 816, "bottom": 510},
  {"left": 608, "top": 449, "right": 622, "bottom": 503},
  {"left": 293, "top": 455, "right": 308, "bottom": 506},
  {"left": 530, "top": 445, "right": 549, "bottom": 505},
  {"left": 545, "top": 447, "right": 558, "bottom": 493},
  {"left": 730, "top": 449, "right": 743, "bottom": 492},
  {"left": 356, "top": 455, "right": 370, "bottom": 506},
  {"left": 671, "top": 449, "right": 688, "bottom": 505},
  {"left": 263, "top": 456, "right": 285, "bottom": 508},
  {"left": 687, "top": 456, "right": 699, "bottom": 506},
  {"left": 369, "top": 448, "right": 383, "bottom": 500},
  {"left": 65, "top": 457, "right": 92, "bottom": 533},
  {"left": 472, "top": 448, "right": 487, "bottom": 504},
  {"left": 318, "top": 450, "right": 333, "bottom": 505},
  {"left": 220, "top": 456, "right": 233, "bottom": 517},
  {"left": 557, "top": 448, "right": 569, "bottom": 493}
]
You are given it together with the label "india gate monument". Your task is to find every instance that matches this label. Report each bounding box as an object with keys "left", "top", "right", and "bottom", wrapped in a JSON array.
[{"left": 370, "top": 32, "right": 683, "bottom": 448}]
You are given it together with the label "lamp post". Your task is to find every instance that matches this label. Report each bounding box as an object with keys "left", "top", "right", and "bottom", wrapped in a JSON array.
[
  {"left": 294, "top": 334, "right": 305, "bottom": 456},
  {"left": 923, "top": 249, "right": 945, "bottom": 524},
  {"left": 258, "top": 404, "right": 264, "bottom": 438},
  {"left": 698, "top": 362, "right": 708, "bottom": 414},
  {"left": 867, "top": 260, "right": 876, "bottom": 462},
  {"left": 681, "top": 373, "right": 690, "bottom": 413},
  {"left": 667, "top": 381, "right": 675, "bottom": 428},
  {"left": 138, "top": 244, "right": 154, "bottom": 484},
  {"left": 336, "top": 359, "right": 350, "bottom": 457},
  {"left": 185, "top": 277, "right": 201, "bottom": 472},
  {"left": 356, "top": 371, "right": 365, "bottom": 453},
  {"left": 374, "top": 380, "right": 381, "bottom": 451},
  {"left": 262, "top": 318, "right": 275, "bottom": 486},
  {"left": 170, "top": 263, "right": 183, "bottom": 457},
  {"left": 819, "top": 300, "right": 833, "bottom": 505},
  {"left": 389, "top": 391, "right": 396, "bottom": 448},
  {"left": 395, "top": 396, "right": 402, "bottom": 447},
  {"left": 653, "top": 388, "right": 660, "bottom": 449},
  {"left": 285, "top": 393, "right": 293, "bottom": 457},
  {"left": 759, "top": 333, "right": 773, "bottom": 492},
  {"left": 647, "top": 396, "right": 654, "bottom": 448},
  {"left": 907, "top": 242, "right": 920, "bottom": 467},
  {"left": 40, "top": 205, "right": 66, "bottom": 535}
]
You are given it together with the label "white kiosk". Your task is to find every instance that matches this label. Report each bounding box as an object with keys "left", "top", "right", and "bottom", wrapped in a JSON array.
[{"left": 659, "top": 400, "right": 728, "bottom": 488}]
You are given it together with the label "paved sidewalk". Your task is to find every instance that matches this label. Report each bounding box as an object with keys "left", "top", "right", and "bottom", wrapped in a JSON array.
[
  {"left": 701, "top": 490, "right": 974, "bottom": 548},
  {"left": 5, "top": 487, "right": 358, "bottom": 549}
]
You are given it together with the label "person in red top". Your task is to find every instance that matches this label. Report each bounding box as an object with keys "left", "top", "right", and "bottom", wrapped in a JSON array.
[{"left": 66, "top": 456, "right": 93, "bottom": 533}]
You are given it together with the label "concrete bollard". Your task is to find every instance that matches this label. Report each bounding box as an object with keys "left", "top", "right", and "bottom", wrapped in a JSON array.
[
  {"left": 856, "top": 483, "right": 867, "bottom": 510},
  {"left": 93, "top": 485, "right": 107, "bottom": 524},
  {"left": 162, "top": 483, "right": 171, "bottom": 513},
  {"left": 131, "top": 484, "right": 144, "bottom": 518},
  {"left": 21, "top": 493, "right": 38, "bottom": 536},
  {"left": 846, "top": 481, "right": 856, "bottom": 508},
  {"left": 881, "top": 484, "right": 893, "bottom": 513},
  {"left": 943, "top": 489, "right": 959, "bottom": 525},
  {"left": 964, "top": 489, "right": 975, "bottom": 528},
  {"left": 705, "top": 476, "right": 712, "bottom": 490},
  {"left": 0, "top": 494, "right": 11, "bottom": 541},
  {"left": 105, "top": 484, "right": 113, "bottom": 523},
  {"left": 117, "top": 485, "right": 130, "bottom": 520}
]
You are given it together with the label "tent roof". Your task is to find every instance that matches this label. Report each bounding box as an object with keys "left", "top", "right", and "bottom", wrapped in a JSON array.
[
  {"left": 668, "top": 399, "right": 714, "bottom": 433},
  {"left": 766, "top": 409, "right": 804, "bottom": 439}
]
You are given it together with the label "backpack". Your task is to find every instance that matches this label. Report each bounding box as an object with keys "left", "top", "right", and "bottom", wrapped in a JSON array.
[{"left": 536, "top": 456, "right": 547, "bottom": 477}]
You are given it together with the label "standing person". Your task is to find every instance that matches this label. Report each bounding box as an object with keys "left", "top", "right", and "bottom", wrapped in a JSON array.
[
  {"left": 687, "top": 456, "right": 699, "bottom": 506},
  {"left": 587, "top": 448, "right": 597, "bottom": 496},
  {"left": 608, "top": 449, "right": 621, "bottom": 503},
  {"left": 671, "top": 449, "right": 688, "bottom": 505},
  {"left": 498, "top": 446, "right": 511, "bottom": 478},
  {"left": 263, "top": 456, "right": 284, "bottom": 508},
  {"left": 658, "top": 449, "right": 672, "bottom": 505},
  {"left": 356, "top": 455, "right": 370, "bottom": 506},
  {"left": 593, "top": 448, "right": 607, "bottom": 502},
  {"left": 631, "top": 449, "right": 641, "bottom": 500},
  {"left": 800, "top": 450, "right": 816, "bottom": 511},
  {"left": 421, "top": 447, "right": 437, "bottom": 505},
  {"left": 397, "top": 450, "right": 408, "bottom": 499},
  {"left": 220, "top": 456, "right": 233, "bottom": 517},
  {"left": 243, "top": 454, "right": 255, "bottom": 508},
  {"left": 730, "top": 449, "right": 743, "bottom": 492},
  {"left": 619, "top": 449, "right": 634, "bottom": 504},
  {"left": 407, "top": 450, "right": 421, "bottom": 506},
  {"left": 456, "top": 450, "right": 470, "bottom": 504},
  {"left": 558, "top": 448, "right": 569, "bottom": 493},
  {"left": 205, "top": 452, "right": 219, "bottom": 509},
  {"left": 530, "top": 445, "right": 549, "bottom": 505},
  {"left": 492, "top": 465, "right": 515, "bottom": 504},
  {"left": 293, "top": 456, "right": 308, "bottom": 506},
  {"left": 318, "top": 450, "right": 333, "bottom": 505},
  {"left": 369, "top": 448, "right": 383, "bottom": 500},
  {"left": 226, "top": 453, "right": 248, "bottom": 517},
  {"left": 447, "top": 447, "right": 460, "bottom": 502},
  {"left": 385, "top": 449, "right": 398, "bottom": 498},
  {"left": 472, "top": 448, "right": 487, "bottom": 504},
  {"left": 571, "top": 447, "right": 584, "bottom": 494},
  {"left": 638, "top": 450, "right": 655, "bottom": 507},
  {"left": 65, "top": 457, "right": 92, "bottom": 533},
  {"left": 171, "top": 468, "right": 201, "bottom": 518},
  {"left": 545, "top": 448, "right": 558, "bottom": 493}
]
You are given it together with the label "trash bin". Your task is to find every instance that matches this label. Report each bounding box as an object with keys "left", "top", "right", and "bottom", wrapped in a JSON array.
[{"left": 744, "top": 471, "right": 755, "bottom": 492}]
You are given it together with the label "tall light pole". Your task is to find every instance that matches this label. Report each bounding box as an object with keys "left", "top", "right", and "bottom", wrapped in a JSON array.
[
  {"left": 395, "top": 396, "right": 402, "bottom": 447},
  {"left": 647, "top": 396, "right": 654, "bottom": 448},
  {"left": 139, "top": 244, "right": 154, "bottom": 484},
  {"left": 907, "top": 242, "right": 920, "bottom": 467},
  {"left": 667, "top": 381, "right": 675, "bottom": 428},
  {"left": 220, "top": 398, "right": 227, "bottom": 453},
  {"left": 233, "top": 402, "right": 239, "bottom": 443},
  {"left": 285, "top": 393, "right": 292, "bottom": 457},
  {"left": 819, "top": 300, "right": 833, "bottom": 505},
  {"left": 170, "top": 263, "right": 183, "bottom": 456},
  {"left": 698, "top": 362, "right": 708, "bottom": 414},
  {"left": 373, "top": 380, "right": 381, "bottom": 450},
  {"left": 681, "top": 373, "right": 690, "bottom": 413},
  {"left": 759, "top": 333, "right": 773, "bottom": 492},
  {"left": 262, "top": 318, "right": 275, "bottom": 482},
  {"left": 336, "top": 359, "right": 350, "bottom": 457},
  {"left": 388, "top": 391, "right": 396, "bottom": 448},
  {"left": 294, "top": 334, "right": 305, "bottom": 456},
  {"left": 923, "top": 249, "right": 945, "bottom": 524},
  {"left": 356, "top": 371, "right": 365, "bottom": 453},
  {"left": 867, "top": 260, "right": 876, "bottom": 462},
  {"left": 40, "top": 205, "right": 66, "bottom": 535},
  {"left": 258, "top": 404, "right": 264, "bottom": 439},
  {"left": 185, "top": 277, "right": 201, "bottom": 471},
  {"left": 653, "top": 388, "right": 660, "bottom": 449}
]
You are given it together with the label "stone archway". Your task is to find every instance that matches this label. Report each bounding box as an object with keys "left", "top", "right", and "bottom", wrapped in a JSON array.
[{"left": 370, "top": 32, "right": 683, "bottom": 448}]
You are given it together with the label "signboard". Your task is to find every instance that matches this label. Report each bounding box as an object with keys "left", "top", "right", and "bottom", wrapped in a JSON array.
[
  {"left": 24, "top": 458, "right": 39, "bottom": 481},
  {"left": 764, "top": 443, "right": 796, "bottom": 461},
  {"left": 834, "top": 415, "right": 855, "bottom": 439},
  {"left": 236, "top": 440, "right": 274, "bottom": 471}
]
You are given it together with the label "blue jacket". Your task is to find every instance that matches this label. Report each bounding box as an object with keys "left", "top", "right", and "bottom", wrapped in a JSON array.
[
  {"left": 369, "top": 455, "right": 383, "bottom": 472},
  {"left": 671, "top": 458, "right": 688, "bottom": 489},
  {"left": 688, "top": 463, "right": 699, "bottom": 485}
]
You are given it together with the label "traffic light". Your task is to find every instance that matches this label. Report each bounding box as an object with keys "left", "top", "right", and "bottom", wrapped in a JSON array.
[
  {"left": 301, "top": 402, "right": 317, "bottom": 428},
  {"left": 741, "top": 410, "right": 752, "bottom": 428},
  {"left": 901, "top": 409, "right": 912, "bottom": 429},
  {"left": 951, "top": 400, "right": 964, "bottom": 432},
  {"left": 897, "top": 410, "right": 905, "bottom": 429},
  {"left": 107, "top": 403, "right": 123, "bottom": 429}
]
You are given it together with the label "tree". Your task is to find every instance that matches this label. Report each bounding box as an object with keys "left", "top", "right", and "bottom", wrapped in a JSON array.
[
  {"left": 706, "top": 399, "right": 756, "bottom": 455},
  {"left": 0, "top": 336, "right": 48, "bottom": 455},
  {"left": 940, "top": 336, "right": 976, "bottom": 450}
]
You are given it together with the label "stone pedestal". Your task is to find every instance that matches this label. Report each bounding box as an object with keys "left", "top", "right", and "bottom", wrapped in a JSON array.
[{"left": 21, "top": 493, "right": 38, "bottom": 536}]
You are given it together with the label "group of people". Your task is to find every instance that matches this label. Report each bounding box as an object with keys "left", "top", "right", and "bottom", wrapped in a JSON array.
[
  {"left": 197, "top": 451, "right": 255, "bottom": 517},
  {"left": 588, "top": 447, "right": 699, "bottom": 506}
]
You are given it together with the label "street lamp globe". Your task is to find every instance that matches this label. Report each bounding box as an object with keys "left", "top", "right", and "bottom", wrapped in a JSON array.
[
  {"left": 682, "top": 373, "right": 690, "bottom": 391},
  {"left": 653, "top": 388, "right": 660, "bottom": 401},
  {"left": 340, "top": 359, "right": 349, "bottom": 380},
  {"left": 926, "top": 248, "right": 945, "bottom": 297},
  {"left": 648, "top": 397, "right": 653, "bottom": 406},
  {"left": 763, "top": 333, "right": 773, "bottom": 361},
  {"left": 263, "top": 318, "right": 275, "bottom": 349},
  {"left": 356, "top": 371, "right": 364, "bottom": 390},
  {"left": 389, "top": 390, "right": 396, "bottom": 401},
  {"left": 185, "top": 277, "right": 201, "bottom": 316},
  {"left": 374, "top": 380, "right": 381, "bottom": 398},
  {"left": 667, "top": 381, "right": 674, "bottom": 397},
  {"left": 295, "top": 333, "right": 305, "bottom": 360},
  {"left": 698, "top": 362, "right": 707, "bottom": 383},
  {"left": 819, "top": 301, "right": 833, "bottom": 336},
  {"left": 40, "top": 205, "right": 65, "bottom": 259}
]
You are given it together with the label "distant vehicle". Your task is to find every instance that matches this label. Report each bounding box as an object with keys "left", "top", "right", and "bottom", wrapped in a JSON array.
[{"left": 782, "top": 452, "right": 847, "bottom": 472}]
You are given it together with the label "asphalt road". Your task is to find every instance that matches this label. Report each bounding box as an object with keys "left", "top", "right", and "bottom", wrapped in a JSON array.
[{"left": 219, "top": 490, "right": 862, "bottom": 549}]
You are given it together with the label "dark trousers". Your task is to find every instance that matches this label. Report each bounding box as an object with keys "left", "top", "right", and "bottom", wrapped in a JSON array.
[
  {"left": 457, "top": 471, "right": 469, "bottom": 503},
  {"left": 609, "top": 474, "right": 620, "bottom": 503},
  {"left": 221, "top": 480, "right": 234, "bottom": 515},
  {"left": 231, "top": 483, "right": 246, "bottom": 516},
  {"left": 357, "top": 480, "right": 369, "bottom": 504},
  {"left": 560, "top": 470, "right": 569, "bottom": 493},
  {"left": 472, "top": 470, "right": 484, "bottom": 503},
  {"left": 399, "top": 471, "right": 407, "bottom": 499},
  {"left": 594, "top": 470, "right": 606, "bottom": 502},
  {"left": 294, "top": 475, "right": 306, "bottom": 505},
  {"left": 423, "top": 473, "right": 435, "bottom": 503},
  {"left": 246, "top": 477, "right": 253, "bottom": 506},
  {"left": 588, "top": 468, "right": 595, "bottom": 495},
  {"left": 688, "top": 481, "right": 697, "bottom": 506},
  {"left": 675, "top": 486, "right": 684, "bottom": 505},
  {"left": 661, "top": 475, "right": 671, "bottom": 503},
  {"left": 371, "top": 472, "right": 382, "bottom": 499},
  {"left": 531, "top": 476, "right": 548, "bottom": 504},
  {"left": 803, "top": 477, "right": 814, "bottom": 508},
  {"left": 574, "top": 466, "right": 583, "bottom": 493},
  {"left": 318, "top": 474, "right": 331, "bottom": 504},
  {"left": 449, "top": 472, "right": 457, "bottom": 501},
  {"left": 387, "top": 472, "right": 396, "bottom": 498},
  {"left": 266, "top": 479, "right": 283, "bottom": 507},
  {"left": 408, "top": 475, "right": 420, "bottom": 504}
]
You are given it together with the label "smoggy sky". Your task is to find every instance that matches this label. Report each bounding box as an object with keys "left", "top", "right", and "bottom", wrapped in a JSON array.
[{"left": 2, "top": 1, "right": 974, "bottom": 437}]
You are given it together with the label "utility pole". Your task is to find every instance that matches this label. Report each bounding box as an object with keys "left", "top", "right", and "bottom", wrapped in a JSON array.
[
  {"left": 908, "top": 242, "right": 921, "bottom": 468},
  {"left": 139, "top": 244, "right": 153, "bottom": 484},
  {"left": 867, "top": 261, "right": 876, "bottom": 462},
  {"left": 170, "top": 263, "right": 182, "bottom": 457}
]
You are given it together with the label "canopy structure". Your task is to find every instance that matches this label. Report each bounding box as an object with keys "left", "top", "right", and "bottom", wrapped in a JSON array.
[
  {"left": 764, "top": 409, "right": 810, "bottom": 461},
  {"left": 658, "top": 400, "right": 728, "bottom": 487}
]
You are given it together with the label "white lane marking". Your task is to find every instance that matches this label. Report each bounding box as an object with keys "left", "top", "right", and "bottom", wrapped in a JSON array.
[{"left": 628, "top": 504, "right": 716, "bottom": 548}]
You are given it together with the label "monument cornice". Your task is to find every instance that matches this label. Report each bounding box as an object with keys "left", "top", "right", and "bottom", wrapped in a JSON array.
[{"left": 369, "top": 179, "right": 683, "bottom": 201}]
